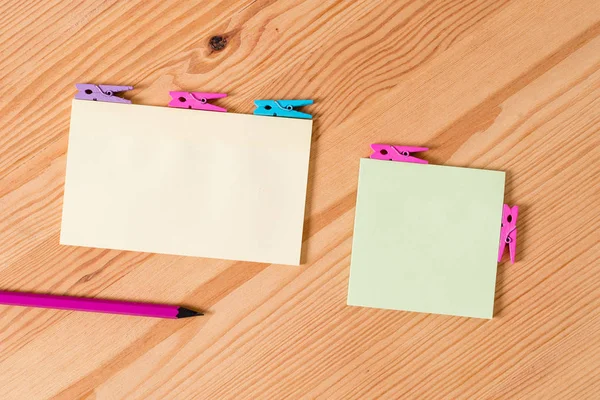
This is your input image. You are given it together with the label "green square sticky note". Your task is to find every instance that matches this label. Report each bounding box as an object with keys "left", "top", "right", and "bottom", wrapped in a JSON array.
[{"left": 347, "top": 159, "right": 505, "bottom": 319}]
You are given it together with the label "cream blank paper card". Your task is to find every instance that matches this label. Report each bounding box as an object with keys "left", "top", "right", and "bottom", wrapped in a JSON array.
[
  {"left": 347, "top": 159, "right": 505, "bottom": 319},
  {"left": 60, "top": 100, "right": 313, "bottom": 265}
]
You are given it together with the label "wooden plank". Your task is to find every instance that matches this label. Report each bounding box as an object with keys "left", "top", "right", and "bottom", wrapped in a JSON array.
[{"left": 0, "top": 0, "right": 598, "bottom": 398}]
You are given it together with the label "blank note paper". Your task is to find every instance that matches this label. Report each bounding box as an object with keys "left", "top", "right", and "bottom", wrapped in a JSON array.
[
  {"left": 60, "top": 100, "right": 313, "bottom": 265},
  {"left": 347, "top": 159, "right": 505, "bottom": 318}
]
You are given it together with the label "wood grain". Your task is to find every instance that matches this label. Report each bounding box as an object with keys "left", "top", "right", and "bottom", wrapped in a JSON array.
[{"left": 1, "top": 0, "right": 599, "bottom": 398}]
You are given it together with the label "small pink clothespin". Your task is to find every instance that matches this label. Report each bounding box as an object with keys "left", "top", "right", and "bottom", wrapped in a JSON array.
[
  {"left": 498, "top": 204, "right": 518, "bottom": 263},
  {"left": 168, "top": 92, "right": 227, "bottom": 112},
  {"left": 370, "top": 144, "right": 429, "bottom": 164}
]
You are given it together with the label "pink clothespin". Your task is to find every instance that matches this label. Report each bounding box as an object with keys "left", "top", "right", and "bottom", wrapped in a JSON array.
[
  {"left": 168, "top": 92, "right": 227, "bottom": 112},
  {"left": 498, "top": 204, "right": 518, "bottom": 263},
  {"left": 370, "top": 144, "right": 429, "bottom": 164}
]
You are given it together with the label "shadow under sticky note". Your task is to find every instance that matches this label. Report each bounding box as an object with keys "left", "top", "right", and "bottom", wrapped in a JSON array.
[
  {"left": 347, "top": 159, "right": 505, "bottom": 319},
  {"left": 60, "top": 100, "right": 313, "bottom": 265}
]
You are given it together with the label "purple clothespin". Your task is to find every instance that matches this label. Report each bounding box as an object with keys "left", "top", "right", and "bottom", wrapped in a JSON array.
[
  {"left": 498, "top": 204, "right": 518, "bottom": 263},
  {"left": 370, "top": 144, "right": 429, "bottom": 164},
  {"left": 74, "top": 84, "right": 133, "bottom": 103},
  {"left": 168, "top": 92, "right": 227, "bottom": 112}
]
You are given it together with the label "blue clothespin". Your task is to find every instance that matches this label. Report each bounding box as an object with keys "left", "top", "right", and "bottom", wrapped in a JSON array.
[{"left": 253, "top": 100, "right": 313, "bottom": 119}]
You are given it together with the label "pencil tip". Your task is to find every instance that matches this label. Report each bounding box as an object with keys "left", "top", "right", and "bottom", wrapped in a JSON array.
[{"left": 176, "top": 307, "right": 203, "bottom": 318}]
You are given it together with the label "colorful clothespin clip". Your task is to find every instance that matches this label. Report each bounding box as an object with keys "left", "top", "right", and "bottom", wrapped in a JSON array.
[
  {"left": 253, "top": 100, "right": 313, "bottom": 119},
  {"left": 168, "top": 92, "right": 227, "bottom": 112},
  {"left": 370, "top": 144, "right": 429, "bottom": 164},
  {"left": 498, "top": 204, "right": 518, "bottom": 263},
  {"left": 75, "top": 84, "right": 133, "bottom": 104}
]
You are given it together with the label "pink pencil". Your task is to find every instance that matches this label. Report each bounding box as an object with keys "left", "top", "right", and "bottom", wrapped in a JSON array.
[{"left": 0, "top": 291, "right": 202, "bottom": 319}]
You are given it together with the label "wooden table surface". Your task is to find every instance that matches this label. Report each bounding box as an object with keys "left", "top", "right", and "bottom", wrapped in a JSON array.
[{"left": 1, "top": 1, "right": 599, "bottom": 399}]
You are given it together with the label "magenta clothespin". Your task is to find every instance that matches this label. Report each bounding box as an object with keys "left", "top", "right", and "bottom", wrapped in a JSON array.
[
  {"left": 75, "top": 84, "right": 133, "bottom": 103},
  {"left": 168, "top": 92, "right": 227, "bottom": 112},
  {"left": 498, "top": 204, "right": 518, "bottom": 263},
  {"left": 370, "top": 144, "right": 429, "bottom": 164}
]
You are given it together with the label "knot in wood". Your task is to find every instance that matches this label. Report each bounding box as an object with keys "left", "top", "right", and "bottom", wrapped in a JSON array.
[{"left": 209, "top": 36, "right": 227, "bottom": 51}]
